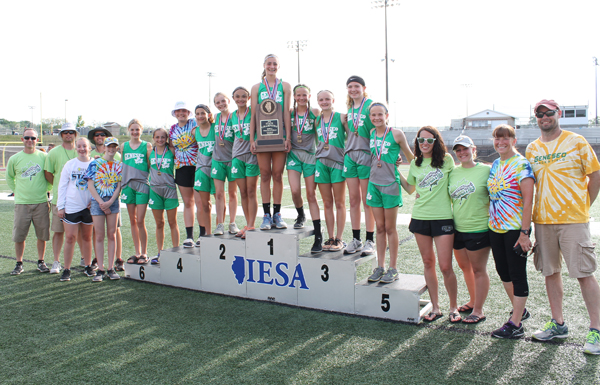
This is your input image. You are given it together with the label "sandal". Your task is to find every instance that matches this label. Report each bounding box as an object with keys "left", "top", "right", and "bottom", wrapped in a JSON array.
[
  {"left": 235, "top": 226, "right": 248, "bottom": 238},
  {"left": 115, "top": 258, "right": 125, "bottom": 271},
  {"left": 137, "top": 255, "right": 149, "bottom": 265},
  {"left": 462, "top": 314, "right": 487, "bottom": 324},
  {"left": 241, "top": 227, "right": 255, "bottom": 240},
  {"left": 126, "top": 256, "right": 139, "bottom": 264},
  {"left": 458, "top": 304, "right": 474, "bottom": 313},
  {"left": 423, "top": 312, "right": 443, "bottom": 322},
  {"left": 449, "top": 312, "right": 462, "bottom": 323}
]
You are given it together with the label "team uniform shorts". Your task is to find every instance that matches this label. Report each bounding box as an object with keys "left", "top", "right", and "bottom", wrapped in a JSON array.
[
  {"left": 91, "top": 196, "right": 120, "bottom": 216},
  {"left": 453, "top": 230, "right": 490, "bottom": 251},
  {"left": 409, "top": 218, "right": 455, "bottom": 237},
  {"left": 287, "top": 149, "right": 316, "bottom": 177},
  {"left": 343, "top": 151, "right": 371, "bottom": 179},
  {"left": 232, "top": 153, "right": 260, "bottom": 179},
  {"left": 211, "top": 159, "right": 235, "bottom": 182},
  {"left": 121, "top": 185, "right": 149, "bottom": 205},
  {"left": 13, "top": 202, "right": 50, "bottom": 242},
  {"left": 315, "top": 159, "right": 345, "bottom": 184},
  {"left": 175, "top": 165, "right": 196, "bottom": 188},
  {"left": 149, "top": 188, "right": 179, "bottom": 211},
  {"left": 62, "top": 208, "right": 93, "bottom": 225},
  {"left": 534, "top": 223, "right": 597, "bottom": 278},
  {"left": 366, "top": 181, "right": 401, "bottom": 209},
  {"left": 194, "top": 167, "right": 215, "bottom": 194}
]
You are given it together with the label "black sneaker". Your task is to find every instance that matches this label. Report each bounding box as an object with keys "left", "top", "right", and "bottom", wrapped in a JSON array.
[
  {"left": 93, "top": 270, "right": 105, "bottom": 282},
  {"left": 37, "top": 261, "right": 50, "bottom": 273},
  {"left": 492, "top": 321, "right": 524, "bottom": 339},
  {"left": 83, "top": 265, "right": 96, "bottom": 277},
  {"left": 60, "top": 269, "right": 71, "bottom": 281},
  {"left": 107, "top": 269, "right": 120, "bottom": 280},
  {"left": 509, "top": 308, "right": 531, "bottom": 322},
  {"left": 91, "top": 258, "right": 98, "bottom": 271},
  {"left": 11, "top": 263, "right": 24, "bottom": 275},
  {"left": 311, "top": 233, "right": 323, "bottom": 254},
  {"left": 294, "top": 215, "right": 306, "bottom": 229}
]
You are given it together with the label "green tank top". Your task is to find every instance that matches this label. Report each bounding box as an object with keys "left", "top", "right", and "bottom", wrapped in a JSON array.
[
  {"left": 232, "top": 107, "right": 252, "bottom": 158},
  {"left": 290, "top": 109, "right": 317, "bottom": 152},
  {"left": 123, "top": 141, "right": 149, "bottom": 172},
  {"left": 346, "top": 98, "right": 374, "bottom": 153},
  {"left": 258, "top": 79, "right": 284, "bottom": 108},
  {"left": 195, "top": 123, "right": 215, "bottom": 169},
  {"left": 315, "top": 112, "right": 346, "bottom": 163},
  {"left": 369, "top": 128, "right": 400, "bottom": 186},
  {"left": 150, "top": 148, "right": 175, "bottom": 175}
]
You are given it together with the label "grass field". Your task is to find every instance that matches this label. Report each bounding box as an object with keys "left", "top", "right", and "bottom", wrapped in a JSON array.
[{"left": 1, "top": 167, "right": 600, "bottom": 384}]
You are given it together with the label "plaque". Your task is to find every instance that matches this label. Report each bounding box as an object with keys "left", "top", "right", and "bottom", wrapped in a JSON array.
[{"left": 255, "top": 99, "right": 285, "bottom": 152}]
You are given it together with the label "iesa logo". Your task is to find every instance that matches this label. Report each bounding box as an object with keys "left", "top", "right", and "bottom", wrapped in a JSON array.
[{"left": 231, "top": 256, "right": 309, "bottom": 289}]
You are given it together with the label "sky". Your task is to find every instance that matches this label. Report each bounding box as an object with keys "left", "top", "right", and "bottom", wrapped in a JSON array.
[{"left": 1, "top": 0, "right": 599, "bottom": 129}]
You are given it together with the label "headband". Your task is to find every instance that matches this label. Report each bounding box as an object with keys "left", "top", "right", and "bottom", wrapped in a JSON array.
[
  {"left": 195, "top": 104, "right": 211, "bottom": 114},
  {"left": 232, "top": 86, "right": 250, "bottom": 97},
  {"left": 370, "top": 102, "right": 388, "bottom": 113},
  {"left": 294, "top": 84, "right": 311, "bottom": 93},
  {"left": 346, "top": 76, "right": 365, "bottom": 87}
]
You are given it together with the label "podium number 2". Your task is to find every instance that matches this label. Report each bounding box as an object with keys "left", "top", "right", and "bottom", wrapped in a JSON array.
[
  {"left": 321, "top": 264, "right": 329, "bottom": 282},
  {"left": 267, "top": 238, "right": 274, "bottom": 255},
  {"left": 381, "top": 294, "right": 390, "bottom": 312},
  {"left": 219, "top": 244, "right": 226, "bottom": 260},
  {"left": 177, "top": 258, "right": 183, "bottom": 272}
]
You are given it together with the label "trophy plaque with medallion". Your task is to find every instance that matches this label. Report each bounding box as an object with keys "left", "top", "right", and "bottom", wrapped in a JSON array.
[{"left": 254, "top": 83, "right": 286, "bottom": 152}]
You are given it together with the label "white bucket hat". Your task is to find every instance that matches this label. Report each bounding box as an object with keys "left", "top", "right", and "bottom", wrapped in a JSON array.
[{"left": 171, "top": 101, "right": 191, "bottom": 117}]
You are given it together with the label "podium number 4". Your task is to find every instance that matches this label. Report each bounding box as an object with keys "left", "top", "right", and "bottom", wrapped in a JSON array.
[
  {"left": 177, "top": 258, "right": 183, "bottom": 272},
  {"left": 381, "top": 294, "right": 390, "bottom": 312}
]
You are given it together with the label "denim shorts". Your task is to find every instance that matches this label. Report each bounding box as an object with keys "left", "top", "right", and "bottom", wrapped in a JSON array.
[{"left": 90, "top": 196, "right": 120, "bottom": 216}]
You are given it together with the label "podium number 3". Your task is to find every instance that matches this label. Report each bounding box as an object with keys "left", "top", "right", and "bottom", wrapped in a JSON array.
[
  {"left": 381, "top": 294, "right": 390, "bottom": 312},
  {"left": 321, "top": 264, "right": 329, "bottom": 282},
  {"left": 177, "top": 258, "right": 183, "bottom": 272}
]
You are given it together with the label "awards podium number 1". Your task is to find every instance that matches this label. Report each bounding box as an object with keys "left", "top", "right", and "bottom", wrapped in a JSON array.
[{"left": 254, "top": 99, "right": 285, "bottom": 152}]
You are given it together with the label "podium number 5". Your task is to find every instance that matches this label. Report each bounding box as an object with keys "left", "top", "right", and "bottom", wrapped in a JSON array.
[{"left": 381, "top": 294, "right": 390, "bottom": 312}]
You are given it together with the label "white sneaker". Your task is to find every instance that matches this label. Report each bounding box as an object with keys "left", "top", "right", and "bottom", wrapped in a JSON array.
[
  {"left": 49, "top": 261, "right": 62, "bottom": 274},
  {"left": 195, "top": 236, "right": 202, "bottom": 247},
  {"left": 79, "top": 258, "right": 86, "bottom": 267},
  {"left": 183, "top": 238, "right": 194, "bottom": 248},
  {"left": 344, "top": 238, "right": 363, "bottom": 254},
  {"left": 214, "top": 223, "right": 225, "bottom": 235},
  {"left": 361, "top": 239, "right": 375, "bottom": 256},
  {"left": 229, "top": 223, "right": 240, "bottom": 234}
]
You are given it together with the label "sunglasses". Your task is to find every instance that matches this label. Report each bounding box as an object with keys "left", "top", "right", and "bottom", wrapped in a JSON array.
[
  {"left": 62, "top": 130, "right": 76, "bottom": 135},
  {"left": 23, "top": 136, "right": 37, "bottom": 141},
  {"left": 417, "top": 137, "right": 436, "bottom": 144},
  {"left": 535, "top": 110, "right": 559, "bottom": 118},
  {"left": 94, "top": 133, "right": 107, "bottom": 137}
]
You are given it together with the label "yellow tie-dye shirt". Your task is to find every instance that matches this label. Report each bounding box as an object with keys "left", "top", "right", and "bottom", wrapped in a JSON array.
[{"left": 526, "top": 130, "right": 600, "bottom": 224}]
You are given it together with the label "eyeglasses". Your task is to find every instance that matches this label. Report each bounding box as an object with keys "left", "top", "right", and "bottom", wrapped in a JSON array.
[
  {"left": 417, "top": 137, "right": 436, "bottom": 144},
  {"left": 94, "top": 133, "right": 106, "bottom": 137},
  {"left": 23, "top": 136, "right": 37, "bottom": 141},
  {"left": 62, "top": 130, "right": 76, "bottom": 135},
  {"left": 535, "top": 110, "right": 559, "bottom": 118}
]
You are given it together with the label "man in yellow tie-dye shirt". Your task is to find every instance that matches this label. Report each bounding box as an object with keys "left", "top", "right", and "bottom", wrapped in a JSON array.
[{"left": 526, "top": 99, "right": 600, "bottom": 354}]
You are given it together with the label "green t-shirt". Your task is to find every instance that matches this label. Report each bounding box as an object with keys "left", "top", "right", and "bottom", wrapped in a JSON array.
[
  {"left": 91, "top": 148, "right": 121, "bottom": 161},
  {"left": 7, "top": 150, "right": 49, "bottom": 204},
  {"left": 448, "top": 163, "right": 491, "bottom": 232},
  {"left": 45, "top": 145, "right": 77, "bottom": 205},
  {"left": 407, "top": 153, "right": 455, "bottom": 220}
]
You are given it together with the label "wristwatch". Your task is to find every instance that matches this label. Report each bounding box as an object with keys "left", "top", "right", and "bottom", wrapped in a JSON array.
[{"left": 520, "top": 228, "right": 531, "bottom": 236}]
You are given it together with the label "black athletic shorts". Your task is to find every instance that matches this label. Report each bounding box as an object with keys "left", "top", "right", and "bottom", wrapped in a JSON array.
[
  {"left": 62, "top": 208, "right": 93, "bottom": 225},
  {"left": 409, "top": 218, "right": 454, "bottom": 237},
  {"left": 175, "top": 165, "right": 195, "bottom": 188},
  {"left": 453, "top": 230, "right": 490, "bottom": 251}
]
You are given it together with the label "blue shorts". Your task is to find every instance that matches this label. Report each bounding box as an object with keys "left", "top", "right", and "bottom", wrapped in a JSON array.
[{"left": 91, "top": 196, "right": 120, "bottom": 216}]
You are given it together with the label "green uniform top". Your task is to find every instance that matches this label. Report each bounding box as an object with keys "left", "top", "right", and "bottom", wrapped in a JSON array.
[
  {"left": 213, "top": 112, "right": 234, "bottom": 162},
  {"left": 91, "top": 148, "right": 121, "bottom": 161},
  {"left": 45, "top": 145, "right": 77, "bottom": 205},
  {"left": 315, "top": 112, "right": 346, "bottom": 163},
  {"left": 407, "top": 153, "right": 455, "bottom": 220},
  {"left": 346, "top": 98, "right": 374, "bottom": 153},
  {"left": 149, "top": 147, "right": 176, "bottom": 188},
  {"left": 369, "top": 128, "right": 400, "bottom": 186},
  {"left": 448, "top": 163, "right": 491, "bottom": 232},
  {"left": 290, "top": 109, "right": 317, "bottom": 153},
  {"left": 122, "top": 141, "right": 150, "bottom": 190},
  {"left": 231, "top": 107, "right": 252, "bottom": 158},
  {"left": 195, "top": 123, "right": 216, "bottom": 169},
  {"left": 7, "top": 150, "right": 50, "bottom": 204},
  {"left": 258, "top": 79, "right": 284, "bottom": 109}
]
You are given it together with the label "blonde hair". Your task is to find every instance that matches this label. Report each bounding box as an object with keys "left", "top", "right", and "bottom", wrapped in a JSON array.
[
  {"left": 152, "top": 127, "right": 170, "bottom": 146},
  {"left": 261, "top": 54, "right": 279, "bottom": 80},
  {"left": 128, "top": 118, "right": 143, "bottom": 131},
  {"left": 75, "top": 137, "right": 92, "bottom": 149},
  {"left": 346, "top": 91, "right": 369, "bottom": 110},
  {"left": 213, "top": 92, "right": 230, "bottom": 104}
]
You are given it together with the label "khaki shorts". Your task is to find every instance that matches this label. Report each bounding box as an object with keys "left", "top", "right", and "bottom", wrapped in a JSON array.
[
  {"left": 534, "top": 223, "right": 597, "bottom": 278},
  {"left": 51, "top": 204, "right": 65, "bottom": 232},
  {"left": 13, "top": 202, "right": 50, "bottom": 242}
]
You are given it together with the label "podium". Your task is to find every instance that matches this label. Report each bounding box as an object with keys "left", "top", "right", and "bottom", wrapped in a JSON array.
[
  {"left": 124, "top": 261, "right": 161, "bottom": 284},
  {"left": 200, "top": 233, "right": 247, "bottom": 297},
  {"left": 159, "top": 246, "right": 202, "bottom": 291}
]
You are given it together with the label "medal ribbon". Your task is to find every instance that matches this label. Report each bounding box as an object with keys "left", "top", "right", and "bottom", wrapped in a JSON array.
[
  {"left": 263, "top": 78, "right": 280, "bottom": 100},
  {"left": 375, "top": 126, "right": 392, "bottom": 163},
  {"left": 352, "top": 97, "right": 366, "bottom": 135},
  {"left": 154, "top": 146, "right": 167, "bottom": 172},
  {"left": 295, "top": 108, "right": 309, "bottom": 137},
  {"left": 218, "top": 113, "right": 232, "bottom": 142},
  {"left": 321, "top": 112, "right": 335, "bottom": 144},
  {"left": 237, "top": 108, "right": 249, "bottom": 138}
]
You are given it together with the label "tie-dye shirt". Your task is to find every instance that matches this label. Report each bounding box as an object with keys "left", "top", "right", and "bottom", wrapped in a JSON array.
[
  {"left": 487, "top": 154, "right": 535, "bottom": 233},
  {"left": 84, "top": 158, "right": 123, "bottom": 200},
  {"left": 526, "top": 130, "right": 600, "bottom": 224},
  {"left": 170, "top": 119, "right": 198, "bottom": 169}
]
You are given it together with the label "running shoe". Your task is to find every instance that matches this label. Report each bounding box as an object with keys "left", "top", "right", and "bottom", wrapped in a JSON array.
[
  {"left": 344, "top": 238, "right": 363, "bottom": 254},
  {"left": 293, "top": 215, "right": 306, "bottom": 229},
  {"left": 114, "top": 258, "right": 125, "bottom": 272},
  {"left": 107, "top": 269, "right": 120, "bottom": 280},
  {"left": 260, "top": 214, "right": 273, "bottom": 230},
  {"left": 380, "top": 268, "right": 399, "bottom": 284},
  {"left": 532, "top": 319, "right": 569, "bottom": 341},
  {"left": 84, "top": 265, "right": 96, "bottom": 277},
  {"left": 93, "top": 270, "right": 105, "bottom": 282},
  {"left": 368, "top": 266, "right": 385, "bottom": 282},
  {"left": 11, "top": 263, "right": 23, "bottom": 275},
  {"left": 584, "top": 329, "right": 600, "bottom": 355},
  {"left": 60, "top": 269, "right": 71, "bottom": 281},
  {"left": 509, "top": 307, "right": 531, "bottom": 322},
  {"left": 311, "top": 233, "right": 323, "bottom": 254},
  {"left": 49, "top": 261, "right": 61, "bottom": 274},
  {"left": 37, "top": 261, "right": 50, "bottom": 273},
  {"left": 361, "top": 240, "right": 375, "bottom": 256},
  {"left": 492, "top": 321, "right": 524, "bottom": 339},
  {"left": 79, "top": 258, "right": 86, "bottom": 267},
  {"left": 91, "top": 258, "right": 99, "bottom": 270},
  {"left": 229, "top": 223, "right": 240, "bottom": 235},
  {"left": 273, "top": 213, "right": 287, "bottom": 229},
  {"left": 195, "top": 237, "right": 201, "bottom": 247},
  {"left": 329, "top": 238, "right": 344, "bottom": 252},
  {"left": 214, "top": 223, "right": 225, "bottom": 235},
  {"left": 322, "top": 238, "right": 334, "bottom": 251},
  {"left": 183, "top": 238, "right": 194, "bottom": 248}
]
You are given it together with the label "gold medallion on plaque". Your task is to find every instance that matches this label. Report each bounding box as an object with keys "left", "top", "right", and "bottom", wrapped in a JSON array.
[{"left": 255, "top": 98, "right": 285, "bottom": 152}]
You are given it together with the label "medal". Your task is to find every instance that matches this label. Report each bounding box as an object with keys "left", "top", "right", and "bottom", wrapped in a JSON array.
[
  {"left": 374, "top": 126, "right": 392, "bottom": 168},
  {"left": 324, "top": 144, "right": 329, "bottom": 150},
  {"left": 217, "top": 113, "right": 232, "bottom": 147},
  {"left": 154, "top": 146, "right": 167, "bottom": 176},
  {"left": 219, "top": 142, "right": 225, "bottom": 147},
  {"left": 295, "top": 108, "right": 309, "bottom": 144},
  {"left": 239, "top": 138, "right": 243, "bottom": 142},
  {"left": 321, "top": 112, "right": 335, "bottom": 148},
  {"left": 263, "top": 78, "right": 280, "bottom": 100},
  {"left": 297, "top": 138, "right": 303, "bottom": 143},
  {"left": 377, "top": 162, "right": 381, "bottom": 168},
  {"left": 236, "top": 107, "right": 249, "bottom": 140},
  {"left": 158, "top": 171, "right": 162, "bottom": 176},
  {"left": 352, "top": 98, "right": 366, "bottom": 138}
]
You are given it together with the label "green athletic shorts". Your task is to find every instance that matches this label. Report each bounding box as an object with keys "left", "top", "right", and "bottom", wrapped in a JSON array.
[
  {"left": 287, "top": 149, "right": 316, "bottom": 177},
  {"left": 232, "top": 154, "right": 260, "bottom": 179},
  {"left": 315, "top": 159, "right": 345, "bottom": 184},
  {"left": 366, "top": 181, "right": 402, "bottom": 209},
  {"left": 121, "top": 185, "right": 149, "bottom": 205},
  {"left": 343, "top": 151, "right": 371, "bottom": 179},
  {"left": 149, "top": 188, "right": 179, "bottom": 211},
  {"left": 194, "top": 167, "right": 215, "bottom": 194},
  {"left": 211, "top": 159, "right": 235, "bottom": 182}
]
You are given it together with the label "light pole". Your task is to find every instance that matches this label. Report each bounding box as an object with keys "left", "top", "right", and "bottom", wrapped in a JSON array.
[
  {"left": 207, "top": 72, "right": 216, "bottom": 103},
  {"left": 461, "top": 84, "right": 472, "bottom": 117},
  {"left": 28, "top": 106, "right": 35, "bottom": 128},
  {"left": 287, "top": 40, "right": 307, "bottom": 84},
  {"left": 372, "top": 0, "right": 399, "bottom": 105},
  {"left": 64, "top": 99, "right": 68, "bottom": 123},
  {"left": 594, "top": 57, "right": 598, "bottom": 125}
]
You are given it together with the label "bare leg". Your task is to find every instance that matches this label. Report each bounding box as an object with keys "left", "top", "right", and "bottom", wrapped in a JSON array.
[
  {"left": 372, "top": 206, "right": 386, "bottom": 268},
  {"left": 127, "top": 204, "right": 141, "bottom": 256},
  {"left": 136, "top": 204, "right": 148, "bottom": 256},
  {"left": 435, "top": 234, "right": 458, "bottom": 312},
  {"left": 106, "top": 213, "right": 118, "bottom": 270},
  {"left": 37, "top": 240, "right": 46, "bottom": 261},
  {"left": 304, "top": 175, "right": 319, "bottom": 221},
  {"left": 178, "top": 185, "right": 195, "bottom": 228},
  {"left": 578, "top": 276, "right": 600, "bottom": 330},
  {"left": 80, "top": 224, "right": 93, "bottom": 266},
  {"left": 415, "top": 233, "right": 440, "bottom": 314},
  {"left": 116, "top": 226, "right": 122, "bottom": 261},
  {"left": 257, "top": 152, "right": 273, "bottom": 205},
  {"left": 199, "top": 190, "right": 213, "bottom": 234},
  {"left": 228, "top": 180, "right": 238, "bottom": 224},
  {"left": 454, "top": 248, "right": 475, "bottom": 309},
  {"left": 15, "top": 241, "right": 25, "bottom": 262},
  {"left": 385, "top": 207, "right": 398, "bottom": 269},
  {"left": 318, "top": 183, "right": 335, "bottom": 239},
  {"left": 237, "top": 177, "right": 250, "bottom": 225},
  {"left": 166, "top": 208, "right": 180, "bottom": 247},
  {"left": 332, "top": 182, "right": 346, "bottom": 240},
  {"left": 214, "top": 179, "right": 226, "bottom": 224},
  {"left": 63, "top": 222, "right": 79, "bottom": 269},
  {"left": 246, "top": 176, "right": 258, "bottom": 228},
  {"left": 346, "top": 177, "right": 361, "bottom": 234},
  {"left": 545, "top": 273, "right": 564, "bottom": 324},
  {"left": 153, "top": 209, "right": 165, "bottom": 251},
  {"left": 271, "top": 152, "right": 286, "bottom": 204},
  {"left": 359, "top": 178, "right": 375, "bottom": 233},
  {"left": 288, "top": 169, "right": 303, "bottom": 209},
  {"left": 52, "top": 232, "right": 64, "bottom": 263},
  {"left": 466, "top": 247, "right": 490, "bottom": 317},
  {"left": 92, "top": 215, "right": 106, "bottom": 269}
]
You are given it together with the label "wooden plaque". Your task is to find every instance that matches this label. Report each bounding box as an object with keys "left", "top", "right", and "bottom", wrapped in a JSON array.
[{"left": 255, "top": 99, "right": 285, "bottom": 152}]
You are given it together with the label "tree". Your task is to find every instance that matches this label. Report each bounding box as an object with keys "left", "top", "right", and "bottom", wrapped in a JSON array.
[
  {"left": 528, "top": 116, "right": 538, "bottom": 127},
  {"left": 76, "top": 115, "right": 85, "bottom": 128}
]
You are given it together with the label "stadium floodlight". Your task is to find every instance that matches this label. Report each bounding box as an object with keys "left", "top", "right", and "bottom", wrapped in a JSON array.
[
  {"left": 287, "top": 40, "right": 308, "bottom": 84},
  {"left": 372, "top": 0, "right": 400, "bottom": 105},
  {"left": 207, "top": 72, "right": 216, "bottom": 103},
  {"left": 594, "top": 57, "right": 598, "bottom": 125}
]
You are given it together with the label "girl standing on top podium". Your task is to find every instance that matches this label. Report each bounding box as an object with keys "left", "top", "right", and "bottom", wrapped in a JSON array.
[
  {"left": 364, "top": 103, "right": 413, "bottom": 284},
  {"left": 288, "top": 84, "right": 322, "bottom": 249},
  {"left": 249, "top": 54, "right": 292, "bottom": 230}
]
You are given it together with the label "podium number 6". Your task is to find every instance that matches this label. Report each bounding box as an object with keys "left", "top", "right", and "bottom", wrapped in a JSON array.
[
  {"left": 139, "top": 266, "right": 145, "bottom": 280},
  {"left": 381, "top": 294, "right": 390, "bottom": 312}
]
